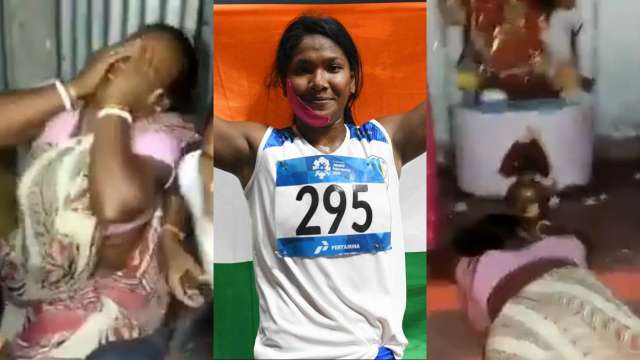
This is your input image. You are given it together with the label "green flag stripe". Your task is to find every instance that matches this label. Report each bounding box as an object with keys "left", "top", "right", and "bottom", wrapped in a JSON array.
[{"left": 213, "top": 252, "right": 426, "bottom": 359}]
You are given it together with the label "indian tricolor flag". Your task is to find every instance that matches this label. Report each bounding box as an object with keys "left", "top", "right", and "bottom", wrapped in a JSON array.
[{"left": 213, "top": 2, "right": 426, "bottom": 358}]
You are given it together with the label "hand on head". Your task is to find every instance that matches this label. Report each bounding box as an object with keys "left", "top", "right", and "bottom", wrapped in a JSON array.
[
  {"left": 68, "top": 42, "right": 139, "bottom": 99},
  {"left": 69, "top": 24, "right": 196, "bottom": 118},
  {"left": 92, "top": 40, "right": 167, "bottom": 116}
]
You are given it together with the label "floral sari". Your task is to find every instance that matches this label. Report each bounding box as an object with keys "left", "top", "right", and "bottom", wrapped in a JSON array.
[{"left": 0, "top": 110, "right": 197, "bottom": 359}]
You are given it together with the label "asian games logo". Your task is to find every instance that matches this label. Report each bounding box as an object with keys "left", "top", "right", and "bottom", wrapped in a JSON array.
[
  {"left": 368, "top": 156, "right": 388, "bottom": 184},
  {"left": 312, "top": 157, "right": 331, "bottom": 179}
]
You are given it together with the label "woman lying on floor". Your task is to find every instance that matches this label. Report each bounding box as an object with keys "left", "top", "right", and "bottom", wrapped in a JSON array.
[
  {"left": 453, "top": 181, "right": 640, "bottom": 359},
  {"left": 0, "top": 23, "right": 206, "bottom": 359}
]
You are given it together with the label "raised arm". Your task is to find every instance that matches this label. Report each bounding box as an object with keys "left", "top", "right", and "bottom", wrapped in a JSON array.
[
  {"left": 0, "top": 85, "right": 71, "bottom": 146},
  {"left": 0, "top": 45, "right": 135, "bottom": 147},
  {"left": 89, "top": 114, "right": 167, "bottom": 223},
  {"left": 213, "top": 113, "right": 267, "bottom": 187},
  {"left": 89, "top": 43, "right": 170, "bottom": 223},
  {"left": 377, "top": 101, "right": 427, "bottom": 169}
]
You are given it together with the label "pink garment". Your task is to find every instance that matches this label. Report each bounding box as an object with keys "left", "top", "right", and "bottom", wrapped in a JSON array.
[
  {"left": 455, "top": 235, "right": 587, "bottom": 333},
  {"left": 285, "top": 80, "right": 331, "bottom": 127},
  {"left": 34, "top": 110, "right": 198, "bottom": 168},
  {"left": 34, "top": 110, "right": 199, "bottom": 235},
  {"left": 0, "top": 109, "right": 198, "bottom": 358}
]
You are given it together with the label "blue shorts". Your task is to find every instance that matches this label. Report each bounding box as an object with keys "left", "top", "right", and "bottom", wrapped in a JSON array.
[{"left": 376, "top": 346, "right": 395, "bottom": 360}]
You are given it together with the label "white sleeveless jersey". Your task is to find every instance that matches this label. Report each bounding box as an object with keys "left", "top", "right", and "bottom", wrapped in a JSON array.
[{"left": 245, "top": 120, "right": 408, "bottom": 359}]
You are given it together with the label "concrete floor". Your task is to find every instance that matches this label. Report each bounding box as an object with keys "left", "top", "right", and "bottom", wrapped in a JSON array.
[{"left": 427, "top": 157, "right": 640, "bottom": 359}]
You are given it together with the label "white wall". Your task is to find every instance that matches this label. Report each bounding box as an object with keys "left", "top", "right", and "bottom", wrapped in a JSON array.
[
  {"left": 428, "top": 0, "right": 451, "bottom": 145},
  {"left": 594, "top": 0, "right": 640, "bottom": 137},
  {"left": 429, "top": 0, "right": 640, "bottom": 145},
  {"left": 214, "top": 153, "right": 427, "bottom": 264}
]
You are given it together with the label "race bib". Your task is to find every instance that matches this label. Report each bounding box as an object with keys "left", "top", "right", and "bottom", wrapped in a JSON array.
[{"left": 275, "top": 155, "right": 392, "bottom": 257}]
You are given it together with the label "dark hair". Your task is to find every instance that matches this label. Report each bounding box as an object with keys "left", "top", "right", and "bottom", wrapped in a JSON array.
[
  {"left": 137, "top": 23, "right": 199, "bottom": 113},
  {"left": 269, "top": 15, "right": 363, "bottom": 124},
  {"left": 451, "top": 214, "right": 524, "bottom": 257}
]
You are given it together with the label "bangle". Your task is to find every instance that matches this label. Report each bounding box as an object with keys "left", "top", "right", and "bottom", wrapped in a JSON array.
[
  {"left": 162, "top": 224, "right": 186, "bottom": 242},
  {"left": 97, "top": 107, "right": 133, "bottom": 124},
  {"left": 54, "top": 80, "right": 75, "bottom": 111}
]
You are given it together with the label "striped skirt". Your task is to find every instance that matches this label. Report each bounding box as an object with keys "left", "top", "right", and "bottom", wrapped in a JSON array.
[{"left": 486, "top": 266, "right": 640, "bottom": 360}]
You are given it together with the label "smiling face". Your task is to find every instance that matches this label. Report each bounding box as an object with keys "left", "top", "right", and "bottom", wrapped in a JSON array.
[{"left": 286, "top": 34, "right": 355, "bottom": 126}]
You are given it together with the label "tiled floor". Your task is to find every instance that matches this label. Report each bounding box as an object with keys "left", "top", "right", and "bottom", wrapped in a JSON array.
[{"left": 427, "top": 157, "right": 640, "bottom": 359}]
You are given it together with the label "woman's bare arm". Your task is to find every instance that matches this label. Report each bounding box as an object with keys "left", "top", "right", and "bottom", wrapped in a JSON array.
[
  {"left": 0, "top": 86, "right": 69, "bottom": 146},
  {"left": 89, "top": 42, "right": 171, "bottom": 224},
  {"left": 89, "top": 115, "right": 168, "bottom": 223},
  {"left": 213, "top": 114, "right": 267, "bottom": 187},
  {"left": 0, "top": 45, "right": 135, "bottom": 147},
  {"left": 160, "top": 188, "right": 189, "bottom": 263},
  {"left": 377, "top": 101, "right": 427, "bottom": 169}
]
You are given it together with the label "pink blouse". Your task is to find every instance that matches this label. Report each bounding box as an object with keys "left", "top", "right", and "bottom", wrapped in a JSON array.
[
  {"left": 455, "top": 235, "right": 587, "bottom": 333},
  {"left": 34, "top": 110, "right": 198, "bottom": 167},
  {"left": 33, "top": 110, "right": 199, "bottom": 235}
]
